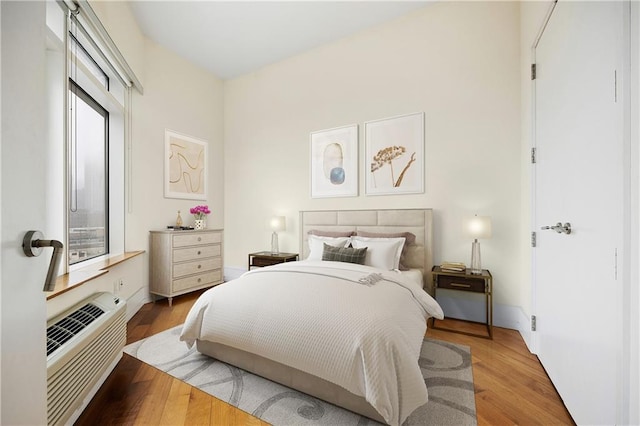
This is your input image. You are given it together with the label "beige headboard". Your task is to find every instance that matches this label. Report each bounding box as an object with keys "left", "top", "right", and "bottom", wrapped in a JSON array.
[{"left": 299, "top": 209, "right": 434, "bottom": 294}]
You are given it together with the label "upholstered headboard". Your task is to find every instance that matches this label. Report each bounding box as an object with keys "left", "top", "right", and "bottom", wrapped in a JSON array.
[{"left": 299, "top": 209, "right": 434, "bottom": 294}]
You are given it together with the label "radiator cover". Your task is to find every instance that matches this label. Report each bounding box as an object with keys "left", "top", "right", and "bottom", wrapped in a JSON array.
[{"left": 46, "top": 292, "right": 126, "bottom": 425}]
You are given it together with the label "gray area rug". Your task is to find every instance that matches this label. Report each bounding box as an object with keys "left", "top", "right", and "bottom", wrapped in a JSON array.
[{"left": 124, "top": 325, "right": 477, "bottom": 425}]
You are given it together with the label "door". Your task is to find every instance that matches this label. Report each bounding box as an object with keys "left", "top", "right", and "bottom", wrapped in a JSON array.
[
  {"left": 1, "top": 2, "right": 48, "bottom": 424},
  {"left": 534, "top": 1, "right": 624, "bottom": 424}
]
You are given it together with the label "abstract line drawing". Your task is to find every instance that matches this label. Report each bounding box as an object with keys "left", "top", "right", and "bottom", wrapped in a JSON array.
[
  {"left": 365, "top": 112, "right": 424, "bottom": 196},
  {"left": 310, "top": 124, "right": 358, "bottom": 198},
  {"left": 164, "top": 129, "right": 208, "bottom": 200}
]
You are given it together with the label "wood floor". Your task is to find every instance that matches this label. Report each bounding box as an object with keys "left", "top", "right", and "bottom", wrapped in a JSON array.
[{"left": 76, "top": 290, "right": 574, "bottom": 425}]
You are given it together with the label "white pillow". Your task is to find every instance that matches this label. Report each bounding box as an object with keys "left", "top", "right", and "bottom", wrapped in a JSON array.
[
  {"left": 350, "top": 236, "right": 406, "bottom": 270},
  {"left": 307, "top": 235, "right": 351, "bottom": 260}
]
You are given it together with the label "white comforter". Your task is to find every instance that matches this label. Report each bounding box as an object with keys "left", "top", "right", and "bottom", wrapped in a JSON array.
[{"left": 180, "top": 260, "right": 444, "bottom": 425}]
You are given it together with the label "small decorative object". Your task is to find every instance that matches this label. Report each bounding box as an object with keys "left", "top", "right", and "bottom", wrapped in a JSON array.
[
  {"left": 175, "top": 210, "right": 183, "bottom": 227},
  {"left": 310, "top": 124, "right": 358, "bottom": 198},
  {"left": 467, "top": 215, "right": 492, "bottom": 275},
  {"left": 270, "top": 216, "right": 286, "bottom": 254},
  {"left": 441, "top": 261, "right": 466, "bottom": 272},
  {"left": 365, "top": 112, "right": 424, "bottom": 196},
  {"left": 190, "top": 205, "right": 211, "bottom": 230}
]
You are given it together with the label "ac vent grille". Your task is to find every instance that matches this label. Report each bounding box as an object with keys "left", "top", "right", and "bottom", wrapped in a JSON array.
[{"left": 47, "top": 303, "right": 105, "bottom": 356}]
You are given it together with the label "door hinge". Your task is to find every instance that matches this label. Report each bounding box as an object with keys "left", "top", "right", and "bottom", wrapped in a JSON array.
[
  {"left": 531, "top": 231, "right": 537, "bottom": 247},
  {"left": 531, "top": 63, "right": 537, "bottom": 80},
  {"left": 531, "top": 315, "right": 537, "bottom": 331},
  {"left": 531, "top": 147, "right": 537, "bottom": 164}
]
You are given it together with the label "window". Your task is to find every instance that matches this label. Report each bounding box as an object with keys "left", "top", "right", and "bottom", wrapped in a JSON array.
[
  {"left": 46, "top": 0, "right": 135, "bottom": 273},
  {"left": 68, "top": 81, "right": 109, "bottom": 264}
]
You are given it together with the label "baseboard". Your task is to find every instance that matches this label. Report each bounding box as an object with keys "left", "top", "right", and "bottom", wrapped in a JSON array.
[
  {"left": 125, "top": 287, "right": 152, "bottom": 322},
  {"left": 515, "top": 308, "right": 535, "bottom": 353},
  {"left": 436, "top": 294, "right": 531, "bottom": 334},
  {"left": 437, "top": 294, "right": 536, "bottom": 353}
]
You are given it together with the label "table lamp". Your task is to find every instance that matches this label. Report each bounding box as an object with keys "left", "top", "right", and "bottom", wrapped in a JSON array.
[
  {"left": 270, "top": 216, "right": 286, "bottom": 254},
  {"left": 467, "top": 215, "right": 492, "bottom": 275}
]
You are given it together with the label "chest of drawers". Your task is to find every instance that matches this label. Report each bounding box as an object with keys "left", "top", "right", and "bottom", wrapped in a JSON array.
[{"left": 149, "top": 229, "right": 223, "bottom": 306}]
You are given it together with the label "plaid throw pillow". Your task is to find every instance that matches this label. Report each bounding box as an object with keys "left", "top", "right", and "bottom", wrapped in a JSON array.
[{"left": 322, "top": 243, "right": 367, "bottom": 265}]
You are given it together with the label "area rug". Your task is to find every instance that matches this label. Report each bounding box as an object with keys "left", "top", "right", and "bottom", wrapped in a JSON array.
[{"left": 124, "top": 325, "right": 476, "bottom": 425}]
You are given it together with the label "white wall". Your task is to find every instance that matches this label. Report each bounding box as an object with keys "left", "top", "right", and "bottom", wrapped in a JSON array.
[
  {"left": 1, "top": 2, "right": 48, "bottom": 424},
  {"left": 91, "top": 0, "right": 224, "bottom": 247},
  {"left": 126, "top": 37, "right": 225, "bottom": 247},
  {"left": 224, "top": 2, "right": 523, "bottom": 320},
  {"left": 46, "top": 255, "right": 147, "bottom": 321}
]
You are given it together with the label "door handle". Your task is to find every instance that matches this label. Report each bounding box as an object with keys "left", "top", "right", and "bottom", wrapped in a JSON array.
[
  {"left": 22, "top": 230, "right": 64, "bottom": 292},
  {"left": 541, "top": 222, "right": 572, "bottom": 235}
]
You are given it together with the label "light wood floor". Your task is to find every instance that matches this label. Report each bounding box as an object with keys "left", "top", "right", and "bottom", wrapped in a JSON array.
[{"left": 76, "top": 290, "right": 574, "bottom": 425}]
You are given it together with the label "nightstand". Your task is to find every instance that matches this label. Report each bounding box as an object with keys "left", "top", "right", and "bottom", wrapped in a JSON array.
[
  {"left": 248, "top": 251, "right": 299, "bottom": 270},
  {"left": 431, "top": 265, "right": 493, "bottom": 339}
]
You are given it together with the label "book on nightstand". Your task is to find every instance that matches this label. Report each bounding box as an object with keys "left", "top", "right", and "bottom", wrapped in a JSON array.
[{"left": 440, "top": 261, "right": 466, "bottom": 272}]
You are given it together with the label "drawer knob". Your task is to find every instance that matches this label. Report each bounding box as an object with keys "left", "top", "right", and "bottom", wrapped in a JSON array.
[
  {"left": 197, "top": 278, "right": 202, "bottom": 283},
  {"left": 197, "top": 264, "right": 202, "bottom": 269},
  {"left": 197, "top": 251, "right": 201, "bottom": 255},
  {"left": 198, "top": 237, "right": 202, "bottom": 242}
]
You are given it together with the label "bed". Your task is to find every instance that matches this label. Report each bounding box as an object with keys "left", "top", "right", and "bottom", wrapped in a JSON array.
[{"left": 180, "top": 209, "right": 443, "bottom": 425}]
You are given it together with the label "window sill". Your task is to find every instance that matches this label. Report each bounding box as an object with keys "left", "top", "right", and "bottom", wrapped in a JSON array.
[{"left": 46, "top": 250, "right": 145, "bottom": 300}]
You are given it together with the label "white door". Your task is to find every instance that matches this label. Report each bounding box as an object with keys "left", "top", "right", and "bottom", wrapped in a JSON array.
[
  {"left": 534, "top": 1, "right": 624, "bottom": 424},
  {"left": 1, "top": 2, "right": 48, "bottom": 424}
]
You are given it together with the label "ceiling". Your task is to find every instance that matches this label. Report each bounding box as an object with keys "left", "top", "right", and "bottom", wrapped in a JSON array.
[{"left": 129, "top": 1, "right": 431, "bottom": 80}]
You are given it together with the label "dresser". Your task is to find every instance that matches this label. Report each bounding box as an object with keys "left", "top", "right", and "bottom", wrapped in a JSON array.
[{"left": 149, "top": 229, "right": 223, "bottom": 306}]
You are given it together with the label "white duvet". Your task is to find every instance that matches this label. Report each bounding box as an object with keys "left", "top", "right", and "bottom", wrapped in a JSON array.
[{"left": 180, "top": 260, "right": 444, "bottom": 425}]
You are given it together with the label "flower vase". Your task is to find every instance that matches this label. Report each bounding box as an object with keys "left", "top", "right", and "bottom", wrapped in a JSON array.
[{"left": 194, "top": 219, "right": 205, "bottom": 230}]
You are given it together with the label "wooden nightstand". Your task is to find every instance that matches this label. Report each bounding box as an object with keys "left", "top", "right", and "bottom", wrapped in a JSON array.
[
  {"left": 248, "top": 251, "right": 299, "bottom": 270},
  {"left": 431, "top": 265, "right": 493, "bottom": 339}
]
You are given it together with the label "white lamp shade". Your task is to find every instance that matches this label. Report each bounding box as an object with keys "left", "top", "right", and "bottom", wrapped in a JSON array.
[
  {"left": 468, "top": 215, "right": 492, "bottom": 239},
  {"left": 270, "top": 216, "right": 286, "bottom": 232}
]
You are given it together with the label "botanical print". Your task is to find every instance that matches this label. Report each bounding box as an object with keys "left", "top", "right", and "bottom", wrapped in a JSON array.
[
  {"left": 365, "top": 112, "right": 424, "bottom": 195},
  {"left": 310, "top": 124, "right": 358, "bottom": 198},
  {"left": 165, "top": 130, "right": 208, "bottom": 200},
  {"left": 371, "top": 145, "right": 416, "bottom": 188}
]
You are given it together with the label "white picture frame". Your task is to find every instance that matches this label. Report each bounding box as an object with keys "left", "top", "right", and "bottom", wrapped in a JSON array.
[
  {"left": 310, "top": 124, "right": 358, "bottom": 198},
  {"left": 164, "top": 129, "right": 208, "bottom": 200},
  {"left": 365, "top": 112, "right": 424, "bottom": 196}
]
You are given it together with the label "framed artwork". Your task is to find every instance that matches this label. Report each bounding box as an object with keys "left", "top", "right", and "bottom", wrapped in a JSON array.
[
  {"left": 310, "top": 124, "right": 358, "bottom": 198},
  {"left": 164, "top": 129, "right": 208, "bottom": 200},
  {"left": 365, "top": 112, "right": 424, "bottom": 196}
]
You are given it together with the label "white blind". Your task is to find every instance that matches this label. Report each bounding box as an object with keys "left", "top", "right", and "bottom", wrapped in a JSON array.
[{"left": 62, "top": 0, "right": 143, "bottom": 94}]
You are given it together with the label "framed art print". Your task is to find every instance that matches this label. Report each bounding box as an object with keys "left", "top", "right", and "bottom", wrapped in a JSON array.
[
  {"left": 365, "top": 112, "right": 424, "bottom": 196},
  {"left": 310, "top": 124, "right": 358, "bottom": 198},
  {"left": 164, "top": 129, "right": 208, "bottom": 200}
]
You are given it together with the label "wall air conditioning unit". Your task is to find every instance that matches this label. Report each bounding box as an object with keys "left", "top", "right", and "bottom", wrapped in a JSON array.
[{"left": 46, "top": 292, "right": 126, "bottom": 426}]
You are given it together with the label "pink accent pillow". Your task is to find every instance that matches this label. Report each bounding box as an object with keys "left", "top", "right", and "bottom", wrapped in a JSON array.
[{"left": 355, "top": 231, "right": 416, "bottom": 245}]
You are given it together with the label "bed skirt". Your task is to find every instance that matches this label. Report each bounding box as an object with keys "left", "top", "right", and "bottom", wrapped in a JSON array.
[{"left": 196, "top": 340, "right": 387, "bottom": 424}]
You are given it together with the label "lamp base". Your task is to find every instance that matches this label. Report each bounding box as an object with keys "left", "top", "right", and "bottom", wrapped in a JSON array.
[
  {"left": 470, "top": 239, "right": 482, "bottom": 275},
  {"left": 271, "top": 232, "right": 279, "bottom": 255}
]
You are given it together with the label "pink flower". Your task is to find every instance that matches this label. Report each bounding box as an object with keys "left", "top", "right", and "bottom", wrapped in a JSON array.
[{"left": 190, "top": 205, "right": 211, "bottom": 220}]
